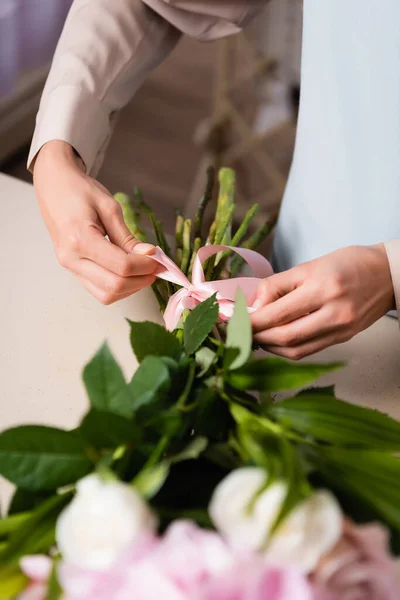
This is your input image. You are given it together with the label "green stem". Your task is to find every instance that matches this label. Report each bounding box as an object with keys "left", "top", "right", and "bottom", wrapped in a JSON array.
[
  {"left": 232, "top": 204, "right": 261, "bottom": 246},
  {"left": 152, "top": 282, "right": 167, "bottom": 311},
  {"left": 214, "top": 204, "right": 235, "bottom": 246},
  {"left": 135, "top": 188, "right": 172, "bottom": 258},
  {"left": 194, "top": 166, "right": 215, "bottom": 241},
  {"left": 175, "top": 210, "right": 184, "bottom": 264},
  {"left": 181, "top": 219, "right": 192, "bottom": 275},
  {"left": 205, "top": 220, "right": 216, "bottom": 246},
  {"left": 214, "top": 168, "right": 235, "bottom": 245},
  {"left": 188, "top": 237, "right": 201, "bottom": 279},
  {"left": 142, "top": 435, "right": 170, "bottom": 470},
  {"left": 211, "top": 204, "right": 260, "bottom": 280},
  {"left": 0, "top": 512, "right": 31, "bottom": 538},
  {"left": 205, "top": 204, "right": 235, "bottom": 280},
  {"left": 114, "top": 193, "right": 147, "bottom": 241},
  {"left": 176, "top": 361, "right": 196, "bottom": 409}
]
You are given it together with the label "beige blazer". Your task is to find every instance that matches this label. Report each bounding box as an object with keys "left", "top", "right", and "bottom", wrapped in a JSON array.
[{"left": 28, "top": 0, "right": 400, "bottom": 312}]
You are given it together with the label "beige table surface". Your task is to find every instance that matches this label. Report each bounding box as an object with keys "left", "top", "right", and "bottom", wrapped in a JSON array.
[{"left": 1, "top": 173, "right": 400, "bottom": 505}]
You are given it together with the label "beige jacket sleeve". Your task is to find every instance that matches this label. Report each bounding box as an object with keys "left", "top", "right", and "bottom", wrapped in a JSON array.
[{"left": 28, "top": 0, "right": 264, "bottom": 175}]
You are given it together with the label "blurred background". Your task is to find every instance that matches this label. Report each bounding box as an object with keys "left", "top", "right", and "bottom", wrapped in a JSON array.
[{"left": 0, "top": 0, "right": 303, "bottom": 237}]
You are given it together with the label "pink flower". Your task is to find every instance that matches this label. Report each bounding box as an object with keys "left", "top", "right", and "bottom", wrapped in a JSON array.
[
  {"left": 58, "top": 533, "right": 159, "bottom": 600},
  {"left": 18, "top": 555, "right": 52, "bottom": 600},
  {"left": 58, "top": 521, "right": 233, "bottom": 600},
  {"left": 312, "top": 520, "right": 400, "bottom": 600},
  {"left": 196, "top": 560, "right": 316, "bottom": 600},
  {"left": 18, "top": 522, "right": 324, "bottom": 600},
  {"left": 152, "top": 520, "right": 234, "bottom": 592}
]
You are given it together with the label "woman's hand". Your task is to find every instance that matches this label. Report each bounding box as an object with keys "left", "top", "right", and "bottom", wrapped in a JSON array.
[
  {"left": 251, "top": 245, "right": 395, "bottom": 359},
  {"left": 33, "top": 141, "right": 157, "bottom": 305}
]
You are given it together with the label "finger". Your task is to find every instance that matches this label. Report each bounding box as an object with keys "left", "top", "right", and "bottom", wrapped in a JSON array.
[
  {"left": 74, "top": 274, "right": 139, "bottom": 305},
  {"left": 73, "top": 258, "right": 156, "bottom": 299},
  {"left": 81, "top": 228, "right": 157, "bottom": 277},
  {"left": 98, "top": 197, "right": 155, "bottom": 255},
  {"left": 254, "top": 268, "right": 305, "bottom": 306},
  {"left": 251, "top": 284, "right": 322, "bottom": 333},
  {"left": 253, "top": 307, "right": 333, "bottom": 347},
  {"left": 261, "top": 330, "right": 350, "bottom": 361}
]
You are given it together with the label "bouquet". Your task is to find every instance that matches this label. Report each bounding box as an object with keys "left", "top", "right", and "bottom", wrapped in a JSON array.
[{"left": 1, "top": 169, "right": 400, "bottom": 600}]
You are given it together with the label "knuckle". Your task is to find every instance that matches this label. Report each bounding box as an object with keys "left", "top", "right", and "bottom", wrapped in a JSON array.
[
  {"left": 120, "top": 235, "right": 136, "bottom": 253},
  {"left": 324, "top": 304, "right": 337, "bottom": 324},
  {"left": 257, "top": 278, "right": 275, "bottom": 303},
  {"left": 99, "top": 292, "right": 115, "bottom": 306},
  {"left": 55, "top": 249, "right": 71, "bottom": 269},
  {"left": 65, "top": 231, "right": 82, "bottom": 254},
  {"left": 338, "top": 304, "right": 358, "bottom": 327},
  {"left": 259, "top": 279, "right": 271, "bottom": 293},
  {"left": 340, "top": 328, "right": 356, "bottom": 343},
  {"left": 106, "top": 276, "right": 125, "bottom": 296},
  {"left": 280, "top": 330, "right": 298, "bottom": 346},
  {"left": 309, "top": 279, "right": 324, "bottom": 298},
  {"left": 286, "top": 347, "right": 305, "bottom": 361},
  {"left": 327, "top": 273, "right": 345, "bottom": 299},
  {"left": 116, "top": 259, "right": 132, "bottom": 278},
  {"left": 105, "top": 201, "right": 123, "bottom": 219}
]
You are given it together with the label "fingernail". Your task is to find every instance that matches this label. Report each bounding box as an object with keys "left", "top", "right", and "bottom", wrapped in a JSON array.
[
  {"left": 131, "top": 242, "right": 155, "bottom": 256},
  {"left": 253, "top": 298, "right": 263, "bottom": 310},
  {"left": 253, "top": 283, "right": 266, "bottom": 310}
]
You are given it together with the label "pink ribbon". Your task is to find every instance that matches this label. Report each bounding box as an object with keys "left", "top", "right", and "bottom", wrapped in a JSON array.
[{"left": 150, "top": 245, "right": 273, "bottom": 331}]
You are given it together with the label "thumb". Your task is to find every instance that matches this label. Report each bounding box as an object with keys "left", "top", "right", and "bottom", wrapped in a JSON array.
[
  {"left": 254, "top": 270, "right": 298, "bottom": 309},
  {"left": 251, "top": 269, "right": 320, "bottom": 331},
  {"left": 100, "top": 196, "right": 155, "bottom": 255}
]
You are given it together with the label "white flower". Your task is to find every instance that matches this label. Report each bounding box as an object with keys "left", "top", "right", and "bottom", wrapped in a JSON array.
[
  {"left": 209, "top": 467, "right": 287, "bottom": 551},
  {"left": 209, "top": 467, "right": 342, "bottom": 574},
  {"left": 56, "top": 474, "right": 157, "bottom": 571},
  {"left": 266, "top": 490, "right": 343, "bottom": 573}
]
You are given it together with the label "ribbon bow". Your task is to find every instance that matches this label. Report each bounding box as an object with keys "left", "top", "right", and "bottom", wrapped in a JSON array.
[{"left": 150, "top": 245, "right": 273, "bottom": 331}]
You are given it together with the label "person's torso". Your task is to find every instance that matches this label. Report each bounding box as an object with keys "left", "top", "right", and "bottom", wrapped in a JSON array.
[{"left": 273, "top": 0, "right": 400, "bottom": 271}]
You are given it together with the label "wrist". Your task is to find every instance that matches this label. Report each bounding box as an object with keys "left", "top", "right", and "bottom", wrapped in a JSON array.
[
  {"left": 372, "top": 243, "right": 396, "bottom": 311},
  {"left": 34, "top": 141, "right": 84, "bottom": 175}
]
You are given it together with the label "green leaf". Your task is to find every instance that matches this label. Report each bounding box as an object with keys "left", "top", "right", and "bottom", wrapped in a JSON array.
[
  {"left": 225, "top": 289, "right": 252, "bottom": 370},
  {"left": 195, "top": 347, "right": 217, "bottom": 377},
  {"left": 0, "top": 426, "right": 92, "bottom": 491},
  {"left": 231, "top": 404, "right": 308, "bottom": 532},
  {"left": 226, "top": 358, "right": 343, "bottom": 392},
  {"left": 129, "top": 321, "right": 181, "bottom": 362},
  {"left": 129, "top": 356, "right": 170, "bottom": 411},
  {"left": 79, "top": 409, "right": 139, "bottom": 450},
  {"left": 269, "top": 395, "right": 400, "bottom": 450},
  {"left": 184, "top": 295, "right": 219, "bottom": 355},
  {"left": 231, "top": 405, "right": 281, "bottom": 473},
  {"left": 309, "top": 448, "right": 400, "bottom": 533},
  {"left": 0, "top": 493, "right": 71, "bottom": 565},
  {"left": 83, "top": 342, "right": 133, "bottom": 418}
]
